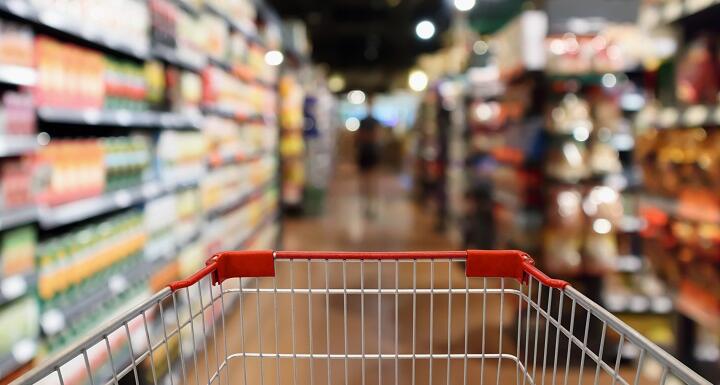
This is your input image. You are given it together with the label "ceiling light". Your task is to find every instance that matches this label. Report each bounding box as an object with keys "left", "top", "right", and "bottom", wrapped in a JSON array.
[
  {"left": 264, "top": 50, "right": 284, "bottom": 66},
  {"left": 415, "top": 20, "right": 435, "bottom": 40},
  {"left": 454, "top": 0, "right": 476, "bottom": 12},
  {"left": 408, "top": 70, "right": 429, "bottom": 92},
  {"left": 328, "top": 74, "right": 346, "bottom": 92},
  {"left": 345, "top": 117, "right": 360, "bottom": 132},
  {"left": 347, "top": 90, "right": 366, "bottom": 104}
]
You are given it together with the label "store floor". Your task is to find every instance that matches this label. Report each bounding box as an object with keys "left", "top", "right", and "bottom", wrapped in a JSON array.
[
  {"left": 282, "top": 164, "right": 452, "bottom": 253},
  {"left": 186, "top": 166, "right": 655, "bottom": 385}
]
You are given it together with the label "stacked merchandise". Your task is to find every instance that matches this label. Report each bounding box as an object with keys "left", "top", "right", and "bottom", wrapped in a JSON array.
[
  {"left": 279, "top": 74, "right": 306, "bottom": 210},
  {"left": 301, "top": 76, "right": 338, "bottom": 215},
  {"left": 633, "top": 2, "right": 720, "bottom": 379},
  {"left": 0, "top": 0, "right": 285, "bottom": 381},
  {"left": 278, "top": 20, "right": 314, "bottom": 213},
  {"left": 448, "top": 11, "right": 683, "bottom": 369},
  {"left": 541, "top": 26, "right": 678, "bottom": 359}
]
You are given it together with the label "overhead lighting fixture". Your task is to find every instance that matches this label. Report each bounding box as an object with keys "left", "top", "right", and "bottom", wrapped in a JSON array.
[
  {"left": 345, "top": 117, "right": 360, "bottom": 132},
  {"left": 347, "top": 90, "right": 366, "bottom": 104},
  {"left": 415, "top": 20, "right": 435, "bottom": 40},
  {"left": 328, "top": 74, "right": 346, "bottom": 92},
  {"left": 454, "top": 0, "right": 476, "bottom": 12},
  {"left": 264, "top": 50, "right": 284, "bottom": 66},
  {"left": 408, "top": 70, "right": 428, "bottom": 92}
]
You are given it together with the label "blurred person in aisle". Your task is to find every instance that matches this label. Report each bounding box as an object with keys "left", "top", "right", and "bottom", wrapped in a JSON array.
[{"left": 356, "top": 98, "right": 382, "bottom": 218}]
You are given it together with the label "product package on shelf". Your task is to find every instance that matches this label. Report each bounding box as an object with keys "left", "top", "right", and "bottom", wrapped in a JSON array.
[
  {"left": 149, "top": 0, "right": 206, "bottom": 67},
  {"left": 34, "top": 136, "right": 152, "bottom": 206},
  {"left": 35, "top": 37, "right": 106, "bottom": 110},
  {"left": 36, "top": 209, "right": 147, "bottom": 353},
  {"left": 279, "top": 74, "right": 305, "bottom": 208},
  {"left": 165, "top": 67, "right": 203, "bottom": 114},
  {"left": 156, "top": 130, "right": 207, "bottom": 186},
  {"left": 207, "top": 0, "right": 258, "bottom": 35},
  {"left": 29, "top": 0, "right": 150, "bottom": 53},
  {"left": 0, "top": 91, "right": 36, "bottom": 137},
  {"left": 0, "top": 19, "right": 34, "bottom": 69},
  {"left": 0, "top": 156, "right": 35, "bottom": 210},
  {"left": 542, "top": 88, "right": 633, "bottom": 276},
  {"left": 0, "top": 225, "right": 36, "bottom": 279}
]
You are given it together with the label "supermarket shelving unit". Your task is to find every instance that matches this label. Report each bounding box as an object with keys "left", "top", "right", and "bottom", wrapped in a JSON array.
[
  {"left": 0, "top": 0, "right": 287, "bottom": 382},
  {"left": 635, "top": 1, "right": 720, "bottom": 381}
]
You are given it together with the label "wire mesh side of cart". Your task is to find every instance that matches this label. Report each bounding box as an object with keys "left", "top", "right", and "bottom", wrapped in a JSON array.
[{"left": 15, "top": 251, "right": 711, "bottom": 385}]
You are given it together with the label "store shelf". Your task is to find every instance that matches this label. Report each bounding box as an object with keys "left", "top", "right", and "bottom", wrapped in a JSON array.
[
  {"left": 40, "top": 258, "right": 160, "bottom": 336},
  {"left": 203, "top": 3, "right": 264, "bottom": 45},
  {"left": 0, "top": 339, "right": 36, "bottom": 379},
  {"left": 173, "top": 0, "right": 201, "bottom": 15},
  {"left": 207, "top": 150, "right": 271, "bottom": 168},
  {"left": 637, "top": 104, "right": 720, "bottom": 129},
  {"left": 35, "top": 172, "right": 205, "bottom": 229},
  {"left": 153, "top": 44, "right": 207, "bottom": 72},
  {"left": 0, "top": 271, "right": 36, "bottom": 307},
  {"left": 231, "top": 210, "right": 279, "bottom": 250},
  {"left": 0, "top": 136, "right": 37, "bottom": 157},
  {"left": 206, "top": 180, "right": 275, "bottom": 217},
  {"left": 37, "top": 107, "right": 202, "bottom": 129},
  {"left": 0, "top": 206, "right": 36, "bottom": 231},
  {"left": 0, "top": 65, "right": 36, "bottom": 86},
  {"left": 0, "top": 0, "right": 149, "bottom": 60},
  {"left": 38, "top": 184, "right": 156, "bottom": 229}
]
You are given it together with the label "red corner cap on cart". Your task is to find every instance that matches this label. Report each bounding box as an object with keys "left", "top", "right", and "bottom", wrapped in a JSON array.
[
  {"left": 465, "top": 249, "right": 527, "bottom": 281},
  {"left": 209, "top": 250, "right": 275, "bottom": 285}
]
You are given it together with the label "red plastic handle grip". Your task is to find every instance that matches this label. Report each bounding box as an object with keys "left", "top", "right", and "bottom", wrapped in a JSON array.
[{"left": 167, "top": 250, "right": 569, "bottom": 291}]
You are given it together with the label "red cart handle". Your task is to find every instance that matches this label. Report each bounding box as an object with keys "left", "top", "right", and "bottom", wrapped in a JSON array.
[{"left": 168, "top": 250, "right": 569, "bottom": 291}]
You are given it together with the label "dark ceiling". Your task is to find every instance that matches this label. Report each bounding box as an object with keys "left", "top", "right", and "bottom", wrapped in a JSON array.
[{"left": 267, "top": 0, "right": 453, "bottom": 91}]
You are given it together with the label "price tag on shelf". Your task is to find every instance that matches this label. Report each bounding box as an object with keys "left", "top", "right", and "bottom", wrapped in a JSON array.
[
  {"left": 41, "top": 309, "right": 66, "bottom": 335},
  {"left": 658, "top": 107, "right": 679, "bottom": 128},
  {"left": 115, "top": 110, "right": 133, "bottom": 126},
  {"left": 629, "top": 295, "right": 651, "bottom": 313},
  {"left": 5, "top": 0, "right": 31, "bottom": 17},
  {"left": 1, "top": 275, "right": 27, "bottom": 301},
  {"left": 662, "top": 0, "right": 684, "bottom": 21},
  {"left": 651, "top": 296, "right": 673, "bottom": 314},
  {"left": 683, "top": 105, "right": 709, "bottom": 126},
  {"left": 113, "top": 190, "right": 132, "bottom": 208},
  {"left": 39, "top": 11, "right": 66, "bottom": 29},
  {"left": 109, "top": 274, "right": 129, "bottom": 295},
  {"left": 686, "top": 0, "right": 716, "bottom": 13},
  {"left": 142, "top": 182, "right": 162, "bottom": 199},
  {"left": 11, "top": 339, "right": 36, "bottom": 364},
  {"left": 82, "top": 109, "right": 102, "bottom": 125}
]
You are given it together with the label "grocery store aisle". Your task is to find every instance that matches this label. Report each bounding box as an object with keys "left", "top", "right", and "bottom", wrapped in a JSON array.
[{"left": 185, "top": 165, "right": 655, "bottom": 385}]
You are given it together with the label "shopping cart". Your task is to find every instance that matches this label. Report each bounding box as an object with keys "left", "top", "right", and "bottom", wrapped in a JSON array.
[{"left": 13, "top": 250, "right": 711, "bottom": 385}]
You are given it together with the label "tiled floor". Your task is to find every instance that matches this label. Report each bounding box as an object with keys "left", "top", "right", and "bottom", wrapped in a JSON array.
[{"left": 186, "top": 166, "right": 663, "bottom": 385}]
